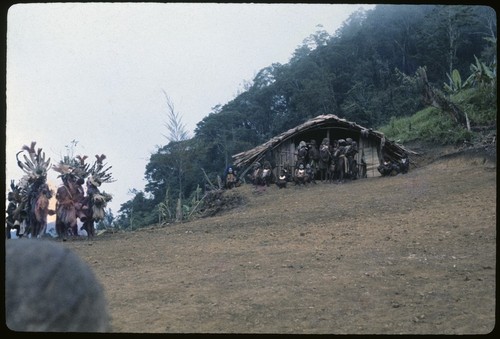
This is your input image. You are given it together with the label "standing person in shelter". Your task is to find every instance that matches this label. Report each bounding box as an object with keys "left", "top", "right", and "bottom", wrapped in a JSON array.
[
  {"left": 345, "top": 138, "right": 359, "bottom": 179},
  {"left": 296, "top": 141, "right": 309, "bottom": 168},
  {"left": 318, "top": 138, "right": 332, "bottom": 182},
  {"left": 307, "top": 139, "right": 320, "bottom": 181}
]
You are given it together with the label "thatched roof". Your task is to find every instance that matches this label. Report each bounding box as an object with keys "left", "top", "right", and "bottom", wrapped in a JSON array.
[{"left": 232, "top": 114, "right": 416, "bottom": 169}]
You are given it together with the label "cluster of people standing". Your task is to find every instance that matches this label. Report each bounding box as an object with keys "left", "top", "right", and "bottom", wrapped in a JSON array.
[
  {"left": 291, "top": 137, "right": 363, "bottom": 186},
  {"left": 225, "top": 137, "right": 367, "bottom": 190},
  {"left": 6, "top": 142, "right": 114, "bottom": 240},
  {"left": 51, "top": 154, "right": 113, "bottom": 240}
]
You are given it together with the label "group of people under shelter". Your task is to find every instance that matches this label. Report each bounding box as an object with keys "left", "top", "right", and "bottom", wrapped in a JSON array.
[{"left": 224, "top": 137, "right": 409, "bottom": 190}]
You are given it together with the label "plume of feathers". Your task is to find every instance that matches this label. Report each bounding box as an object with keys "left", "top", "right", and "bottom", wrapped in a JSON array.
[
  {"left": 72, "top": 154, "right": 90, "bottom": 179},
  {"left": 95, "top": 154, "right": 106, "bottom": 164},
  {"left": 52, "top": 163, "right": 73, "bottom": 176},
  {"left": 76, "top": 155, "right": 88, "bottom": 166},
  {"left": 88, "top": 154, "right": 115, "bottom": 186},
  {"left": 52, "top": 154, "right": 90, "bottom": 180},
  {"left": 16, "top": 142, "right": 51, "bottom": 180},
  {"left": 10, "top": 180, "right": 17, "bottom": 192}
]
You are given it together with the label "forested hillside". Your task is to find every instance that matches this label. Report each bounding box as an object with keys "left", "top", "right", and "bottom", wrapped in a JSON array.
[{"left": 116, "top": 5, "right": 496, "bottom": 228}]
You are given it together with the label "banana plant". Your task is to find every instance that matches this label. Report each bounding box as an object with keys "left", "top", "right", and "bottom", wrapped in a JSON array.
[
  {"left": 464, "top": 55, "right": 496, "bottom": 88},
  {"left": 444, "top": 69, "right": 463, "bottom": 93}
]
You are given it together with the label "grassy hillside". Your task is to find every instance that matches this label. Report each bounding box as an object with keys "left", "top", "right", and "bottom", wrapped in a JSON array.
[
  {"left": 379, "top": 88, "right": 496, "bottom": 145},
  {"left": 379, "top": 107, "right": 473, "bottom": 145}
]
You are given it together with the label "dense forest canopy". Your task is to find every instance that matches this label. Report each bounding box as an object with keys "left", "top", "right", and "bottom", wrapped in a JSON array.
[{"left": 115, "top": 4, "right": 496, "bottom": 228}]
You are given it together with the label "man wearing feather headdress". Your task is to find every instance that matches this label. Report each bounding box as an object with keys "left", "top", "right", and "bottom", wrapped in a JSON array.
[
  {"left": 15, "top": 142, "right": 53, "bottom": 238},
  {"left": 80, "top": 154, "right": 114, "bottom": 238},
  {"left": 53, "top": 162, "right": 86, "bottom": 240}
]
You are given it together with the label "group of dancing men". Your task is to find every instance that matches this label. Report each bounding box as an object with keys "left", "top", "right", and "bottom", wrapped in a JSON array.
[{"left": 6, "top": 141, "right": 114, "bottom": 240}]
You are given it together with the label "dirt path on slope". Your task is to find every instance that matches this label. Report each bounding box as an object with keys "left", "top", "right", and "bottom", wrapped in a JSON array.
[{"left": 62, "top": 148, "right": 496, "bottom": 334}]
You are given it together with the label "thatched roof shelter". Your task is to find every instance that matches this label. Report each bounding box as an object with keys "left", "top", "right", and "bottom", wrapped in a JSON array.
[{"left": 232, "top": 114, "right": 416, "bottom": 178}]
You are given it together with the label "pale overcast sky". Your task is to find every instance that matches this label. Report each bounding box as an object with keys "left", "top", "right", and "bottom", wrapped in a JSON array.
[{"left": 6, "top": 2, "right": 375, "bottom": 215}]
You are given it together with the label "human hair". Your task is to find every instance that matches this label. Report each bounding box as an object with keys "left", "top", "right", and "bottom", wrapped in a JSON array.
[{"left": 5, "top": 240, "right": 111, "bottom": 332}]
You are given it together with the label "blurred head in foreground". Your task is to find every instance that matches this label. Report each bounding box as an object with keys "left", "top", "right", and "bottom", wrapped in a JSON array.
[{"left": 5, "top": 239, "right": 111, "bottom": 332}]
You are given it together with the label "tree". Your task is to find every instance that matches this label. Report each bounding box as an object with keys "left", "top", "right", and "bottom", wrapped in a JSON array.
[
  {"left": 116, "top": 189, "right": 156, "bottom": 229},
  {"left": 440, "top": 6, "right": 477, "bottom": 86},
  {"left": 161, "top": 90, "right": 189, "bottom": 142},
  {"left": 160, "top": 91, "right": 190, "bottom": 222}
]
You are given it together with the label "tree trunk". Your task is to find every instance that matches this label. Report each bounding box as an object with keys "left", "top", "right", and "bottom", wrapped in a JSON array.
[
  {"left": 175, "top": 197, "right": 182, "bottom": 222},
  {"left": 417, "top": 67, "right": 467, "bottom": 128}
]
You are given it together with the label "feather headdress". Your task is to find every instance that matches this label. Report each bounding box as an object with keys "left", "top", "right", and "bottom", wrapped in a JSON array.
[
  {"left": 73, "top": 155, "right": 90, "bottom": 179},
  {"left": 16, "top": 141, "right": 51, "bottom": 181},
  {"left": 52, "top": 153, "right": 91, "bottom": 181},
  {"left": 8, "top": 180, "right": 22, "bottom": 202},
  {"left": 87, "top": 154, "right": 115, "bottom": 187}
]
